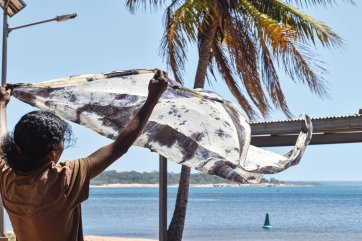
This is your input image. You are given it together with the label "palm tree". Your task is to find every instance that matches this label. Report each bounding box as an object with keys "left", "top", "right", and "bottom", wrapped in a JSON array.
[{"left": 126, "top": 0, "right": 349, "bottom": 240}]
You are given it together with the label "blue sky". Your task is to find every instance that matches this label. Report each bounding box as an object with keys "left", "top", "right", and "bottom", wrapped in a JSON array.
[{"left": 3, "top": 1, "right": 362, "bottom": 181}]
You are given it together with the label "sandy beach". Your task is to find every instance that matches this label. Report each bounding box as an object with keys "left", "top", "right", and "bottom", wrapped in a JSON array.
[
  {"left": 6, "top": 233, "right": 156, "bottom": 241},
  {"left": 85, "top": 236, "right": 156, "bottom": 241},
  {"left": 6, "top": 234, "right": 156, "bottom": 241}
]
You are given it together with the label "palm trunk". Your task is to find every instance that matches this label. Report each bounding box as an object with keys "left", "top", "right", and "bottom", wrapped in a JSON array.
[
  {"left": 166, "top": 165, "right": 190, "bottom": 241},
  {"left": 167, "top": 17, "right": 218, "bottom": 241},
  {"left": 194, "top": 19, "right": 218, "bottom": 89}
]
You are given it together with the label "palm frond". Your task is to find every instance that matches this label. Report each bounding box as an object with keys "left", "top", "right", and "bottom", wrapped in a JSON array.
[
  {"left": 248, "top": 0, "right": 343, "bottom": 47},
  {"left": 159, "top": 0, "right": 213, "bottom": 83},
  {"left": 206, "top": 52, "right": 218, "bottom": 86},
  {"left": 159, "top": 2, "right": 188, "bottom": 83},
  {"left": 258, "top": 35, "right": 293, "bottom": 118},
  {"left": 223, "top": 16, "right": 271, "bottom": 116},
  {"left": 278, "top": 42, "right": 329, "bottom": 97},
  {"left": 212, "top": 40, "right": 258, "bottom": 119},
  {"left": 285, "top": 0, "right": 355, "bottom": 8},
  {"left": 236, "top": 0, "right": 297, "bottom": 52},
  {"left": 126, "top": 0, "right": 167, "bottom": 14}
]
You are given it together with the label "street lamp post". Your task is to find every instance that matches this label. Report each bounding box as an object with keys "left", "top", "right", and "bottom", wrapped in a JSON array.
[
  {"left": 1, "top": 0, "right": 26, "bottom": 86},
  {"left": 159, "top": 156, "right": 167, "bottom": 241},
  {"left": 1, "top": 8, "right": 77, "bottom": 85},
  {"left": 0, "top": 1, "right": 77, "bottom": 239}
]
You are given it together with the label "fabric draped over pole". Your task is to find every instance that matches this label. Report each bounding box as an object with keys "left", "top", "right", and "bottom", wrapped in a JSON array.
[{"left": 11, "top": 69, "right": 313, "bottom": 183}]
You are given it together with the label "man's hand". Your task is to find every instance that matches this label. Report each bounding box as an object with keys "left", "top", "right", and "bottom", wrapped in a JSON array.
[
  {"left": 0, "top": 86, "right": 11, "bottom": 106},
  {"left": 148, "top": 69, "right": 168, "bottom": 100}
]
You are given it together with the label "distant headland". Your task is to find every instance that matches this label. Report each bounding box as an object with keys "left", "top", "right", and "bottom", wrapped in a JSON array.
[{"left": 91, "top": 170, "right": 320, "bottom": 187}]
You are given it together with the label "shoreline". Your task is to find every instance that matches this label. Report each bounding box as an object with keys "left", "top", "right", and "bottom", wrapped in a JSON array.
[
  {"left": 85, "top": 236, "right": 156, "bottom": 241},
  {"left": 90, "top": 183, "right": 314, "bottom": 188},
  {"left": 6, "top": 233, "right": 157, "bottom": 241}
]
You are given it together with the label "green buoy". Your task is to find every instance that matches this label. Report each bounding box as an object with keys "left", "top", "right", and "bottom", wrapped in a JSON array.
[{"left": 263, "top": 213, "right": 271, "bottom": 229}]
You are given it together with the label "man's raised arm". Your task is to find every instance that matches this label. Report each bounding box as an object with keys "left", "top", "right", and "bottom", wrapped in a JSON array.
[
  {"left": 0, "top": 86, "right": 11, "bottom": 140},
  {"left": 87, "top": 70, "right": 168, "bottom": 178}
]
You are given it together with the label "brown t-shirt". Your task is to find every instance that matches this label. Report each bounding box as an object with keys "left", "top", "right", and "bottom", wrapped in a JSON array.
[{"left": 0, "top": 158, "right": 91, "bottom": 241}]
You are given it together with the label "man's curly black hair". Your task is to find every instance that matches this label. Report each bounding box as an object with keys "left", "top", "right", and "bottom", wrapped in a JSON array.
[{"left": 1, "top": 111, "right": 74, "bottom": 172}]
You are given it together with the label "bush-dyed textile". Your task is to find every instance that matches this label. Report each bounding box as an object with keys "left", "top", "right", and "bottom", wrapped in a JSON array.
[{"left": 12, "top": 70, "right": 312, "bottom": 183}]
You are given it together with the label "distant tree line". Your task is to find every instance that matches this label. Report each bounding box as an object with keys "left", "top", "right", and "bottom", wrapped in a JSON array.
[{"left": 91, "top": 170, "right": 287, "bottom": 185}]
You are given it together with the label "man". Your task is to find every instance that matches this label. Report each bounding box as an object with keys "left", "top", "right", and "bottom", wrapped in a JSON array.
[{"left": 0, "top": 70, "right": 168, "bottom": 241}]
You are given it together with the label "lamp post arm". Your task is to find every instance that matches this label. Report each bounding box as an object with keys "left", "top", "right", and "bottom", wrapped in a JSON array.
[
  {"left": 9, "top": 17, "right": 57, "bottom": 33},
  {"left": 8, "top": 13, "right": 78, "bottom": 33}
]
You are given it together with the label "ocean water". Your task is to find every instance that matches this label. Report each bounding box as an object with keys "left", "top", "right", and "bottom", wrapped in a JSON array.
[{"left": 6, "top": 185, "right": 362, "bottom": 241}]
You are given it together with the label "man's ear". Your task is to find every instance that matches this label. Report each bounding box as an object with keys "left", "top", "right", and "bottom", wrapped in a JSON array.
[{"left": 48, "top": 151, "right": 56, "bottom": 162}]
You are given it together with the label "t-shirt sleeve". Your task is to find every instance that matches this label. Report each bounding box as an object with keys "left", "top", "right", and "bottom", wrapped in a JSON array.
[
  {"left": 0, "top": 158, "right": 5, "bottom": 192},
  {"left": 63, "top": 158, "right": 91, "bottom": 210}
]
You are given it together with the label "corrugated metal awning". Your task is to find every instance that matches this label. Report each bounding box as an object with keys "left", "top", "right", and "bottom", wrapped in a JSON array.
[{"left": 250, "top": 113, "right": 362, "bottom": 147}]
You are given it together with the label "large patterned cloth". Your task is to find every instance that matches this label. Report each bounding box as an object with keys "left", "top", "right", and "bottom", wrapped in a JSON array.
[{"left": 12, "top": 69, "right": 312, "bottom": 183}]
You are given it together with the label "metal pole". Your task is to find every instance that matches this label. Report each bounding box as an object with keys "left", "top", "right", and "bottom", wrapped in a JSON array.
[
  {"left": 159, "top": 156, "right": 167, "bottom": 241},
  {"left": 1, "top": 0, "right": 8, "bottom": 86},
  {"left": 0, "top": 1, "right": 8, "bottom": 239}
]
